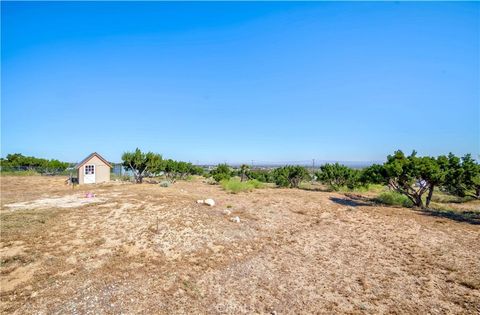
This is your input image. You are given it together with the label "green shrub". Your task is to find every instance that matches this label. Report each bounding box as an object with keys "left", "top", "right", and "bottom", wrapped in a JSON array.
[
  {"left": 189, "top": 165, "right": 204, "bottom": 176},
  {"left": 220, "top": 178, "right": 264, "bottom": 193},
  {"left": 316, "top": 163, "right": 361, "bottom": 191},
  {"left": 360, "top": 164, "right": 387, "bottom": 185},
  {"left": 431, "top": 191, "right": 472, "bottom": 204},
  {"left": 273, "top": 165, "right": 310, "bottom": 188},
  {"left": 248, "top": 179, "right": 264, "bottom": 189},
  {"left": 374, "top": 191, "right": 413, "bottom": 208},
  {"left": 248, "top": 169, "right": 275, "bottom": 183},
  {"left": 210, "top": 163, "right": 232, "bottom": 182},
  {"left": 213, "top": 173, "right": 231, "bottom": 182}
]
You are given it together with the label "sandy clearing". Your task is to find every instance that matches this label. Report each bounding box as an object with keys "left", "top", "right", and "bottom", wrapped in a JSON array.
[
  {"left": 3, "top": 194, "right": 108, "bottom": 211},
  {"left": 0, "top": 176, "right": 479, "bottom": 314}
]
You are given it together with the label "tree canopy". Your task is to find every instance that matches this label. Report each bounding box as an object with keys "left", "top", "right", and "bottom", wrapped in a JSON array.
[
  {"left": 316, "top": 163, "right": 361, "bottom": 191},
  {"left": 381, "top": 150, "right": 476, "bottom": 208},
  {"left": 273, "top": 165, "right": 310, "bottom": 188},
  {"left": 210, "top": 163, "right": 232, "bottom": 182},
  {"left": 122, "top": 148, "right": 162, "bottom": 183},
  {"left": 0, "top": 153, "right": 69, "bottom": 173}
]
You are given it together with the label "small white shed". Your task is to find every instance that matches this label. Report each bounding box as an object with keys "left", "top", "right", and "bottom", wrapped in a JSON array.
[{"left": 75, "top": 152, "right": 112, "bottom": 184}]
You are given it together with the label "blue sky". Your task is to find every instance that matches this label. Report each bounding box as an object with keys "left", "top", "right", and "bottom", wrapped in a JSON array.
[{"left": 1, "top": 2, "right": 479, "bottom": 164}]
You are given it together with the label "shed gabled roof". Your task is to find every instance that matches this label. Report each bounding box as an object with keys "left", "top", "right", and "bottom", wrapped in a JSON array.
[{"left": 75, "top": 152, "right": 112, "bottom": 169}]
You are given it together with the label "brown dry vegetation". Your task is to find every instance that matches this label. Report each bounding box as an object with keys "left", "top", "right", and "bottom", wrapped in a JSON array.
[{"left": 1, "top": 175, "right": 479, "bottom": 314}]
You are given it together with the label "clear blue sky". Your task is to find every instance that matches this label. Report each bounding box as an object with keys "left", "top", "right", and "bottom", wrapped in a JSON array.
[{"left": 1, "top": 1, "right": 479, "bottom": 164}]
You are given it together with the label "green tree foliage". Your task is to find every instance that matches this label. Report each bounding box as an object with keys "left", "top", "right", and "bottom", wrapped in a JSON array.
[
  {"left": 360, "top": 164, "right": 387, "bottom": 185},
  {"left": 382, "top": 150, "right": 480, "bottom": 207},
  {"left": 382, "top": 150, "right": 449, "bottom": 208},
  {"left": 442, "top": 153, "right": 464, "bottom": 196},
  {"left": 248, "top": 169, "right": 275, "bottom": 183},
  {"left": 383, "top": 150, "right": 424, "bottom": 207},
  {"left": 189, "top": 165, "right": 204, "bottom": 176},
  {"left": 0, "top": 153, "right": 69, "bottom": 173},
  {"left": 419, "top": 155, "right": 448, "bottom": 208},
  {"left": 273, "top": 165, "right": 310, "bottom": 188},
  {"left": 316, "top": 163, "right": 361, "bottom": 191},
  {"left": 443, "top": 154, "right": 480, "bottom": 199},
  {"left": 161, "top": 159, "right": 177, "bottom": 182},
  {"left": 160, "top": 160, "right": 200, "bottom": 183},
  {"left": 210, "top": 163, "right": 232, "bottom": 182},
  {"left": 239, "top": 164, "right": 250, "bottom": 182},
  {"left": 122, "top": 148, "right": 162, "bottom": 183},
  {"left": 460, "top": 154, "right": 480, "bottom": 199}
]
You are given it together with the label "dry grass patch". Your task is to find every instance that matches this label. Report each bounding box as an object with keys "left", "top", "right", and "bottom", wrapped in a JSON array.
[{"left": 0, "top": 176, "right": 479, "bottom": 314}]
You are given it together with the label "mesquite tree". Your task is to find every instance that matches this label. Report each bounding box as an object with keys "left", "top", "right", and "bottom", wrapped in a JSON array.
[
  {"left": 0, "top": 153, "right": 69, "bottom": 173},
  {"left": 122, "top": 148, "right": 162, "bottom": 183},
  {"left": 460, "top": 154, "right": 480, "bottom": 199},
  {"left": 273, "top": 165, "right": 310, "bottom": 188},
  {"left": 162, "top": 159, "right": 178, "bottom": 183},
  {"left": 443, "top": 153, "right": 480, "bottom": 199},
  {"left": 239, "top": 164, "right": 250, "bottom": 182},
  {"left": 360, "top": 164, "right": 387, "bottom": 185},
  {"left": 161, "top": 160, "right": 197, "bottom": 183},
  {"left": 383, "top": 150, "right": 447, "bottom": 208},
  {"left": 384, "top": 151, "right": 422, "bottom": 207},
  {"left": 210, "top": 163, "right": 232, "bottom": 182},
  {"left": 420, "top": 156, "right": 448, "bottom": 208},
  {"left": 316, "top": 163, "right": 361, "bottom": 191}
]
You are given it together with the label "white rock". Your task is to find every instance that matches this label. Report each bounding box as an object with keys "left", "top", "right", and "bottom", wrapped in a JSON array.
[
  {"left": 320, "top": 212, "right": 331, "bottom": 219},
  {"left": 204, "top": 199, "right": 215, "bottom": 206},
  {"left": 196, "top": 200, "right": 204, "bottom": 204},
  {"left": 223, "top": 209, "right": 232, "bottom": 215},
  {"left": 230, "top": 216, "right": 240, "bottom": 223}
]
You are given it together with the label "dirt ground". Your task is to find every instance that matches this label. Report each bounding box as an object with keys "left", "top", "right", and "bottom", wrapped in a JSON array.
[{"left": 1, "top": 176, "right": 479, "bottom": 314}]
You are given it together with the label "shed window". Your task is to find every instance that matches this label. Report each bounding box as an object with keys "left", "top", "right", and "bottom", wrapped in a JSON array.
[{"left": 85, "top": 165, "right": 95, "bottom": 175}]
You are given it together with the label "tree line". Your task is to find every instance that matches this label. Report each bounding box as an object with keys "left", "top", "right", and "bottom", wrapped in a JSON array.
[
  {"left": 202, "top": 150, "right": 479, "bottom": 208},
  {"left": 121, "top": 148, "right": 203, "bottom": 183},
  {"left": 4, "top": 149, "right": 477, "bottom": 210},
  {"left": 0, "top": 153, "right": 70, "bottom": 173}
]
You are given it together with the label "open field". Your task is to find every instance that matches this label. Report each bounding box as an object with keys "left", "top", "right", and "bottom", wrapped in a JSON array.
[{"left": 1, "top": 176, "right": 479, "bottom": 314}]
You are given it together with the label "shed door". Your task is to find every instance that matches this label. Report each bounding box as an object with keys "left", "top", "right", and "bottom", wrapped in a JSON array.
[{"left": 84, "top": 165, "right": 96, "bottom": 184}]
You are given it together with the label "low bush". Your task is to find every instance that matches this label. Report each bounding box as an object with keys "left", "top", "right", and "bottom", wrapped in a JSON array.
[
  {"left": 248, "top": 169, "right": 275, "bottom": 183},
  {"left": 220, "top": 178, "right": 264, "bottom": 193},
  {"left": 273, "top": 165, "right": 310, "bottom": 188},
  {"left": 316, "top": 163, "right": 361, "bottom": 191},
  {"left": 213, "top": 173, "right": 231, "bottom": 182},
  {"left": 204, "top": 177, "right": 217, "bottom": 185},
  {"left": 430, "top": 190, "right": 472, "bottom": 204},
  {"left": 111, "top": 174, "right": 132, "bottom": 182},
  {"left": 159, "top": 181, "right": 171, "bottom": 187},
  {"left": 210, "top": 163, "right": 232, "bottom": 182},
  {"left": 248, "top": 179, "right": 264, "bottom": 189},
  {"left": 374, "top": 191, "right": 413, "bottom": 208}
]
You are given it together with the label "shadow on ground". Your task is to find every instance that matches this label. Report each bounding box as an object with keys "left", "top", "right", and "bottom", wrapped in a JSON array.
[
  {"left": 299, "top": 186, "right": 330, "bottom": 192},
  {"left": 419, "top": 209, "right": 480, "bottom": 225},
  {"left": 329, "top": 194, "right": 372, "bottom": 207},
  {"left": 330, "top": 195, "right": 480, "bottom": 225}
]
